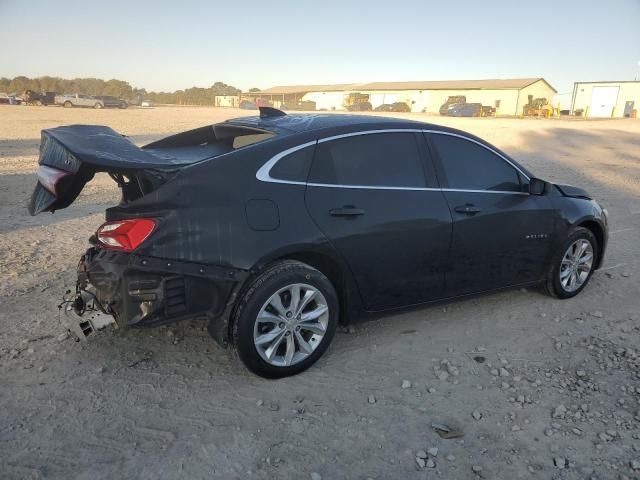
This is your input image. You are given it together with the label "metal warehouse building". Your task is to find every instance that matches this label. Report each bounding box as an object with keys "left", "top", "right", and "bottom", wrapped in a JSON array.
[
  {"left": 243, "top": 78, "right": 556, "bottom": 116},
  {"left": 571, "top": 81, "right": 640, "bottom": 118}
]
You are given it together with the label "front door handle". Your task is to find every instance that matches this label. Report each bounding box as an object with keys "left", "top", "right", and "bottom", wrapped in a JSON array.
[
  {"left": 329, "top": 206, "right": 365, "bottom": 217},
  {"left": 454, "top": 204, "right": 482, "bottom": 215}
]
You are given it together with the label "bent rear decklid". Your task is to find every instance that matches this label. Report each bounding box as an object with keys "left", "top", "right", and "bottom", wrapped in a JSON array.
[
  {"left": 28, "top": 125, "right": 190, "bottom": 215},
  {"left": 28, "top": 122, "right": 279, "bottom": 215}
]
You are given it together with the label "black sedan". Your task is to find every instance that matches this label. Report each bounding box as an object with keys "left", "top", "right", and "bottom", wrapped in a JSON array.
[
  {"left": 29, "top": 108, "right": 608, "bottom": 377},
  {"left": 374, "top": 102, "right": 411, "bottom": 112},
  {"left": 95, "top": 95, "right": 128, "bottom": 109},
  {"left": 450, "top": 102, "right": 483, "bottom": 117}
]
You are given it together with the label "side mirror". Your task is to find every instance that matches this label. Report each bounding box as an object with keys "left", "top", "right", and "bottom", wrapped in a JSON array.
[{"left": 528, "top": 177, "right": 547, "bottom": 196}]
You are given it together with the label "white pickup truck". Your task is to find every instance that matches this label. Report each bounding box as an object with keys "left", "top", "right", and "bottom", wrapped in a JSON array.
[{"left": 55, "top": 94, "right": 104, "bottom": 109}]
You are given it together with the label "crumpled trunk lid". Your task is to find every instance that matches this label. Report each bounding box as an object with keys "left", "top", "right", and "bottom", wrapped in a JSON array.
[{"left": 28, "top": 125, "right": 191, "bottom": 215}]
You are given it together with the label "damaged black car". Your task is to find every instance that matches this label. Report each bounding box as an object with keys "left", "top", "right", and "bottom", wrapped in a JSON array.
[{"left": 29, "top": 107, "right": 609, "bottom": 378}]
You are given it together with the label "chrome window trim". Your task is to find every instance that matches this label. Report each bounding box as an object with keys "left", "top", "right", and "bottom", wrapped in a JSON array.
[
  {"left": 304, "top": 183, "right": 528, "bottom": 195},
  {"left": 255, "top": 128, "right": 531, "bottom": 192},
  {"left": 255, "top": 140, "right": 317, "bottom": 185},
  {"left": 441, "top": 188, "right": 528, "bottom": 195},
  {"left": 424, "top": 129, "right": 530, "bottom": 181},
  {"left": 316, "top": 128, "right": 424, "bottom": 143},
  {"left": 306, "top": 183, "right": 438, "bottom": 191}
]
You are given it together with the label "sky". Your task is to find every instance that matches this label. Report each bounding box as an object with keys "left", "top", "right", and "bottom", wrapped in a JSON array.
[{"left": 1, "top": 0, "right": 638, "bottom": 94}]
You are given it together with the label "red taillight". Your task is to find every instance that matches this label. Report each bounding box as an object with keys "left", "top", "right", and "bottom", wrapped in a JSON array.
[
  {"left": 96, "top": 219, "right": 157, "bottom": 252},
  {"left": 37, "top": 165, "right": 73, "bottom": 196}
]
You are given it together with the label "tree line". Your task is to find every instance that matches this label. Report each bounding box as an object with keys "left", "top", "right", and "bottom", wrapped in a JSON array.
[{"left": 0, "top": 76, "right": 248, "bottom": 105}]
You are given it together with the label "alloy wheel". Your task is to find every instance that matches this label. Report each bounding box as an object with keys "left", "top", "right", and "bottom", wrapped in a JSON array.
[
  {"left": 253, "top": 283, "right": 329, "bottom": 367},
  {"left": 559, "top": 239, "right": 594, "bottom": 292}
]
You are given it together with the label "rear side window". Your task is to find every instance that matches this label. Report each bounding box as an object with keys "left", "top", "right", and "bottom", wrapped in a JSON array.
[
  {"left": 232, "top": 133, "right": 274, "bottom": 149},
  {"left": 309, "top": 132, "right": 426, "bottom": 187},
  {"left": 430, "top": 134, "right": 521, "bottom": 192},
  {"left": 270, "top": 145, "right": 315, "bottom": 182}
]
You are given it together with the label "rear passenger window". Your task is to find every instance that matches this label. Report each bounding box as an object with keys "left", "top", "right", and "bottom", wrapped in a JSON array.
[
  {"left": 270, "top": 145, "right": 315, "bottom": 182},
  {"left": 430, "top": 134, "right": 521, "bottom": 192},
  {"left": 309, "top": 132, "right": 426, "bottom": 187}
]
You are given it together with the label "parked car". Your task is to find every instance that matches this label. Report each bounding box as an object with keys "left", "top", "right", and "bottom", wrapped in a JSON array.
[
  {"left": 55, "top": 94, "right": 104, "bottom": 109},
  {"left": 5, "top": 94, "right": 22, "bottom": 105},
  {"left": 28, "top": 109, "right": 608, "bottom": 378},
  {"left": 374, "top": 102, "right": 411, "bottom": 112},
  {"left": 449, "top": 103, "right": 483, "bottom": 117},
  {"left": 21, "top": 90, "right": 57, "bottom": 106},
  {"left": 95, "top": 96, "right": 128, "bottom": 109},
  {"left": 439, "top": 95, "right": 467, "bottom": 115},
  {"left": 140, "top": 100, "right": 154, "bottom": 108},
  {"left": 347, "top": 101, "right": 372, "bottom": 112}
]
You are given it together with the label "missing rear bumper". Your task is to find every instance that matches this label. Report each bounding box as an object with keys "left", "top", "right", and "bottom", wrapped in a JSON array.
[
  {"left": 61, "top": 290, "right": 117, "bottom": 341},
  {"left": 71, "top": 248, "right": 246, "bottom": 335}
]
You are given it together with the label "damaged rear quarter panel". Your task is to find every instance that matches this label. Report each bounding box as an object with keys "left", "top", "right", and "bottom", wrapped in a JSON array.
[
  {"left": 110, "top": 133, "right": 330, "bottom": 272},
  {"left": 99, "top": 133, "right": 337, "bottom": 341}
]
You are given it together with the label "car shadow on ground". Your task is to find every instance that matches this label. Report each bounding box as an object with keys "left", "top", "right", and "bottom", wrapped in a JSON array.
[{"left": 508, "top": 127, "right": 640, "bottom": 202}]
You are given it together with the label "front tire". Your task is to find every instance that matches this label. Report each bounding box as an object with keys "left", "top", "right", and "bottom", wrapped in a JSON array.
[
  {"left": 546, "top": 227, "right": 597, "bottom": 299},
  {"left": 94, "top": 102, "right": 103, "bottom": 109},
  {"left": 231, "top": 260, "right": 338, "bottom": 378}
]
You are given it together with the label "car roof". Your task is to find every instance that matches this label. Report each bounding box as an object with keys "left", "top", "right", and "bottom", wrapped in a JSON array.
[
  {"left": 225, "top": 113, "right": 435, "bottom": 134},
  {"left": 224, "top": 112, "right": 534, "bottom": 179}
]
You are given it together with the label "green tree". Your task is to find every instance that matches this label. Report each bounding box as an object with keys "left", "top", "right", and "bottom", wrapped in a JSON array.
[{"left": 2, "top": 75, "right": 242, "bottom": 105}]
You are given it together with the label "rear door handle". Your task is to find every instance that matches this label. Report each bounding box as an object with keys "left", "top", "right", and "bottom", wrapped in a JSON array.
[
  {"left": 329, "top": 206, "right": 365, "bottom": 217},
  {"left": 454, "top": 204, "right": 482, "bottom": 215}
]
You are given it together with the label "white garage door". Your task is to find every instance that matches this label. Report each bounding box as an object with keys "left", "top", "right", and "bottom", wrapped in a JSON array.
[{"left": 590, "top": 86, "right": 619, "bottom": 117}]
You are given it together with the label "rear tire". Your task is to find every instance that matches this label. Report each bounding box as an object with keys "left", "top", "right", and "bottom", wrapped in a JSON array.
[
  {"left": 64, "top": 101, "right": 73, "bottom": 108},
  {"left": 231, "top": 260, "right": 338, "bottom": 378},
  {"left": 546, "top": 227, "right": 597, "bottom": 299},
  {"left": 94, "top": 102, "right": 103, "bottom": 109}
]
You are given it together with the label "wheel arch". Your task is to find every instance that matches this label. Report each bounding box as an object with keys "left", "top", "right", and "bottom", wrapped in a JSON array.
[
  {"left": 576, "top": 219, "right": 605, "bottom": 269},
  {"left": 275, "top": 250, "right": 358, "bottom": 326},
  {"left": 218, "top": 246, "right": 360, "bottom": 348},
  {"left": 245, "top": 245, "right": 361, "bottom": 324}
]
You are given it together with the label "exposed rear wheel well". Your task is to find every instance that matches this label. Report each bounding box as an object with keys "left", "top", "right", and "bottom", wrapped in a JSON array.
[{"left": 577, "top": 220, "right": 604, "bottom": 268}]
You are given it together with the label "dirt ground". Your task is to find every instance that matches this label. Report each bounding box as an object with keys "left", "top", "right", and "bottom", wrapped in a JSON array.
[{"left": 1, "top": 106, "right": 639, "bottom": 480}]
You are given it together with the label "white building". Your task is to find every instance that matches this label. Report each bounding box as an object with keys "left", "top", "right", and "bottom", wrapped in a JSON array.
[
  {"left": 214, "top": 95, "right": 240, "bottom": 108},
  {"left": 356, "top": 78, "right": 556, "bottom": 115},
  {"left": 571, "top": 81, "right": 640, "bottom": 118},
  {"left": 243, "top": 78, "right": 556, "bottom": 116}
]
